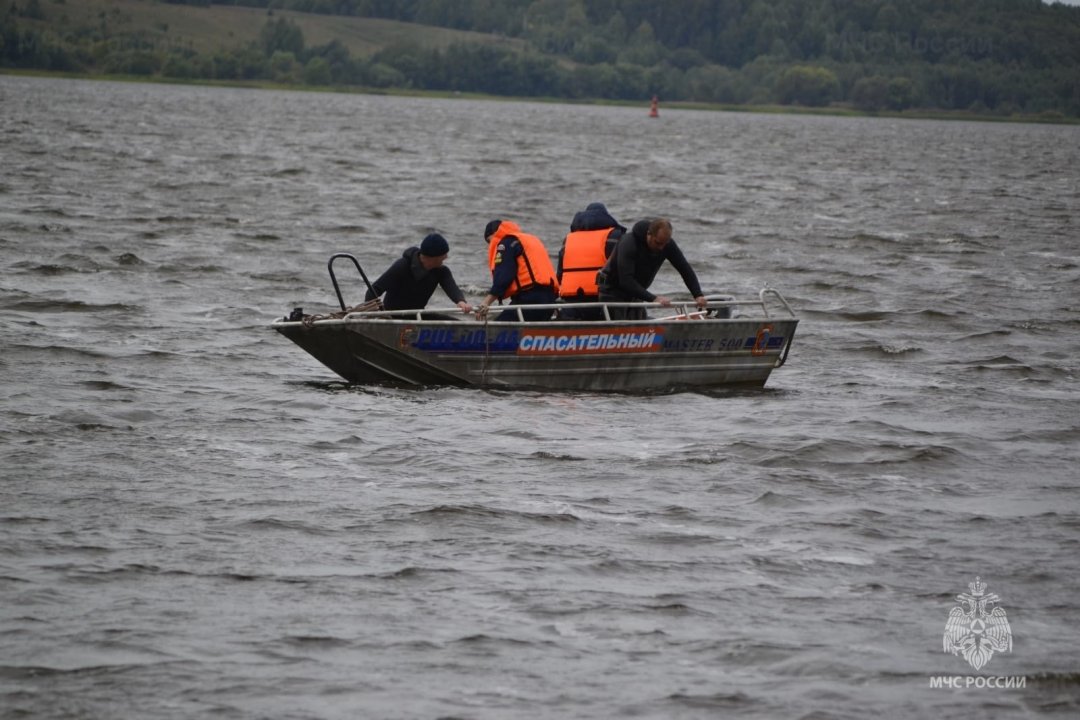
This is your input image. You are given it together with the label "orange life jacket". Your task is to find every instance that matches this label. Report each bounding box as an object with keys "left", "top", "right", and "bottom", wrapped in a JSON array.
[
  {"left": 487, "top": 221, "right": 559, "bottom": 299},
  {"left": 559, "top": 228, "right": 612, "bottom": 298}
]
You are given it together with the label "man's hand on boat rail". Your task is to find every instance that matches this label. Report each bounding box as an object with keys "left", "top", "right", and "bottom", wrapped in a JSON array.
[
  {"left": 475, "top": 293, "right": 498, "bottom": 320},
  {"left": 457, "top": 300, "right": 474, "bottom": 314}
]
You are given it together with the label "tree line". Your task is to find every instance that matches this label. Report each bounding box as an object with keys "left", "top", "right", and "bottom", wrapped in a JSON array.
[{"left": 3, "top": 0, "right": 1079, "bottom": 117}]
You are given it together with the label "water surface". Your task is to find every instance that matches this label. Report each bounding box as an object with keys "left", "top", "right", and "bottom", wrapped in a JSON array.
[{"left": 1, "top": 75, "right": 1079, "bottom": 718}]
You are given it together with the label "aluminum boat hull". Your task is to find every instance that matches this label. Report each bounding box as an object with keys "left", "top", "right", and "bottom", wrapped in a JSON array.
[{"left": 274, "top": 312, "right": 797, "bottom": 392}]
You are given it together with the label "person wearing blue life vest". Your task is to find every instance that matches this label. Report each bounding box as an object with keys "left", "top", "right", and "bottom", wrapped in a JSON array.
[
  {"left": 597, "top": 218, "right": 707, "bottom": 320},
  {"left": 364, "top": 233, "right": 472, "bottom": 313}
]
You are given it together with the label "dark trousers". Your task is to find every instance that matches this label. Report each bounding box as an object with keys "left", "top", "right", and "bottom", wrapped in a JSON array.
[
  {"left": 558, "top": 295, "right": 606, "bottom": 321},
  {"left": 496, "top": 286, "right": 557, "bottom": 322},
  {"left": 598, "top": 288, "right": 648, "bottom": 320}
]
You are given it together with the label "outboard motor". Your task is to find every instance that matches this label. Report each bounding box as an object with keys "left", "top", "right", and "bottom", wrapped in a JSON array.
[{"left": 706, "top": 295, "right": 735, "bottom": 319}]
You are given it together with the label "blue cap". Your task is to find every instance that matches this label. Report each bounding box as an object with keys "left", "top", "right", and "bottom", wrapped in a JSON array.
[
  {"left": 419, "top": 233, "right": 449, "bottom": 257},
  {"left": 483, "top": 219, "right": 502, "bottom": 240}
]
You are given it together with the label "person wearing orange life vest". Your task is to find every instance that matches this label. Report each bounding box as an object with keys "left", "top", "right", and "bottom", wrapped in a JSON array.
[
  {"left": 477, "top": 219, "right": 559, "bottom": 322},
  {"left": 556, "top": 202, "right": 626, "bottom": 320}
]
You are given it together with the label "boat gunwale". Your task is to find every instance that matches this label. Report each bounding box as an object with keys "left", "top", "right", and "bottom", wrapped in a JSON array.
[{"left": 271, "top": 291, "right": 798, "bottom": 330}]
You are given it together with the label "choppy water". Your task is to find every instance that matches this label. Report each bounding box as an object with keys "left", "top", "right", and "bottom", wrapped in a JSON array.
[{"left": 1, "top": 74, "right": 1079, "bottom": 719}]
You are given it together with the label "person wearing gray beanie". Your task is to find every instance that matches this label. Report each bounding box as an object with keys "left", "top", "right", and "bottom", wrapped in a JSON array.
[{"left": 364, "top": 233, "right": 473, "bottom": 313}]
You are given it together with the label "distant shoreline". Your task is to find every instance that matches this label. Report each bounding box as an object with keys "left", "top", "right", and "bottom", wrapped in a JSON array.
[{"left": 4, "top": 68, "right": 1077, "bottom": 126}]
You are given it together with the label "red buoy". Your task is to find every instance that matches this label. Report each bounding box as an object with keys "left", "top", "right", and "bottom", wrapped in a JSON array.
[{"left": 649, "top": 95, "right": 659, "bottom": 118}]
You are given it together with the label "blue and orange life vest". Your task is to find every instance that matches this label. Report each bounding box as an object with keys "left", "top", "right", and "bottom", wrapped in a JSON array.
[
  {"left": 487, "top": 221, "right": 559, "bottom": 299},
  {"left": 559, "top": 228, "right": 612, "bottom": 298}
]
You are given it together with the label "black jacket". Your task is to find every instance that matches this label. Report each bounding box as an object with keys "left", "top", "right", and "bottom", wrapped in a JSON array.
[
  {"left": 598, "top": 220, "right": 704, "bottom": 302},
  {"left": 364, "top": 247, "right": 465, "bottom": 310}
]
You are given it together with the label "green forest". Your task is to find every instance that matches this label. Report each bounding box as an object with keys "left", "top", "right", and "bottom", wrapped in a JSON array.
[{"left": 4, "top": 0, "right": 1080, "bottom": 118}]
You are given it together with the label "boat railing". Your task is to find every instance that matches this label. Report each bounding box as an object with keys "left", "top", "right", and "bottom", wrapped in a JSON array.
[
  {"left": 328, "top": 252, "right": 378, "bottom": 312},
  {"left": 326, "top": 290, "right": 796, "bottom": 324},
  {"left": 317, "top": 252, "right": 796, "bottom": 323},
  {"left": 759, "top": 287, "right": 796, "bottom": 319}
]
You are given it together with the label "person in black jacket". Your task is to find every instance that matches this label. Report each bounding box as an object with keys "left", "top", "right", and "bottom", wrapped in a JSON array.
[
  {"left": 364, "top": 233, "right": 472, "bottom": 313},
  {"left": 597, "top": 218, "right": 707, "bottom": 320}
]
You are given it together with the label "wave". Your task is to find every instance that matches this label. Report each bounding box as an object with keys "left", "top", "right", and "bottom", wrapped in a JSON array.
[
  {"left": 958, "top": 329, "right": 1012, "bottom": 340},
  {"left": 1026, "top": 672, "right": 1080, "bottom": 687},
  {"left": 411, "top": 503, "right": 582, "bottom": 524},
  {"left": 1011, "top": 319, "right": 1056, "bottom": 333},
  {"left": 640, "top": 531, "right": 721, "bottom": 546},
  {"left": 926, "top": 232, "right": 998, "bottom": 252},
  {"left": 1013, "top": 426, "right": 1080, "bottom": 444},
  {"left": 749, "top": 490, "right": 805, "bottom": 508},
  {"left": 72, "top": 377, "right": 127, "bottom": 388},
  {"left": 641, "top": 598, "right": 705, "bottom": 614},
  {"left": 67, "top": 563, "right": 172, "bottom": 583},
  {"left": 150, "top": 180, "right": 229, "bottom": 191},
  {"left": 155, "top": 263, "right": 228, "bottom": 274},
  {"left": 72, "top": 421, "right": 135, "bottom": 432},
  {"left": 307, "top": 435, "right": 367, "bottom": 449},
  {"left": 10, "top": 252, "right": 101, "bottom": 271},
  {"left": 0, "top": 663, "right": 181, "bottom": 679},
  {"left": 230, "top": 232, "right": 283, "bottom": 241},
  {"left": 23, "top": 205, "right": 77, "bottom": 219},
  {"left": 3, "top": 299, "right": 142, "bottom": 313},
  {"left": 376, "top": 565, "right": 461, "bottom": 580},
  {"left": 755, "top": 438, "right": 970, "bottom": 469},
  {"left": 152, "top": 214, "right": 209, "bottom": 223},
  {"left": 806, "top": 279, "right": 875, "bottom": 293},
  {"left": 6, "top": 344, "right": 109, "bottom": 360},
  {"left": 957, "top": 355, "right": 1035, "bottom": 374},
  {"left": 279, "top": 635, "right": 351, "bottom": 648},
  {"left": 814, "top": 307, "right": 957, "bottom": 322},
  {"left": 0, "top": 515, "right": 52, "bottom": 525},
  {"left": 450, "top": 633, "right": 539, "bottom": 646},
  {"left": 116, "top": 252, "right": 147, "bottom": 266},
  {"left": 851, "top": 343, "right": 924, "bottom": 356},
  {"left": 850, "top": 231, "right": 908, "bottom": 245},
  {"left": 322, "top": 223, "right": 370, "bottom": 234},
  {"left": 249, "top": 270, "right": 304, "bottom": 282},
  {"left": 529, "top": 451, "right": 586, "bottom": 461},
  {"left": 11, "top": 344, "right": 178, "bottom": 362},
  {"left": 10, "top": 262, "right": 88, "bottom": 276},
  {"left": 663, "top": 691, "right": 754, "bottom": 709},
  {"left": 235, "top": 518, "right": 333, "bottom": 535}
]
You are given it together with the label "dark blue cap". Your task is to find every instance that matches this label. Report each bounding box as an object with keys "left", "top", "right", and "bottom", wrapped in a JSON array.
[{"left": 420, "top": 233, "right": 449, "bottom": 257}]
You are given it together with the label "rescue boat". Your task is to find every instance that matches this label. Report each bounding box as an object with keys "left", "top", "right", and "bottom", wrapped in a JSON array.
[{"left": 272, "top": 254, "right": 798, "bottom": 392}]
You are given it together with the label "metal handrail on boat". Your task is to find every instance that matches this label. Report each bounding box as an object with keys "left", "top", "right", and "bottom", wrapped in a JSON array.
[
  {"left": 317, "top": 252, "right": 797, "bottom": 323},
  {"left": 327, "top": 253, "right": 377, "bottom": 312},
  {"left": 759, "top": 287, "right": 796, "bottom": 319},
  {"left": 323, "top": 290, "right": 797, "bottom": 324}
]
